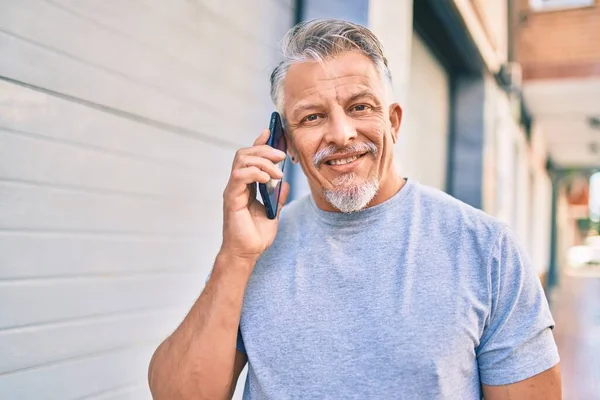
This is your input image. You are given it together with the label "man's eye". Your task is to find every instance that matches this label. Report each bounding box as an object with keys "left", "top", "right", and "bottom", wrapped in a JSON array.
[
  {"left": 352, "top": 104, "right": 370, "bottom": 112},
  {"left": 302, "top": 114, "right": 321, "bottom": 123}
]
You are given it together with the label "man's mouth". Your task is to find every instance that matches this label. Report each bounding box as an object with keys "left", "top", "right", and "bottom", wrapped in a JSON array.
[{"left": 325, "top": 152, "right": 367, "bottom": 166}]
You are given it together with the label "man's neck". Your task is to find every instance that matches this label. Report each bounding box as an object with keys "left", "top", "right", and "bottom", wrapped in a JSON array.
[{"left": 368, "top": 174, "right": 405, "bottom": 208}]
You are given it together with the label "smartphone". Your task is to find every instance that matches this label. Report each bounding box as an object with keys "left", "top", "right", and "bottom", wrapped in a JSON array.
[{"left": 259, "top": 112, "right": 287, "bottom": 219}]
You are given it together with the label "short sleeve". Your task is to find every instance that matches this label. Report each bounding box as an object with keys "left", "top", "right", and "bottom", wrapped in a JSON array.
[
  {"left": 236, "top": 328, "right": 247, "bottom": 353},
  {"left": 477, "top": 227, "right": 560, "bottom": 386}
]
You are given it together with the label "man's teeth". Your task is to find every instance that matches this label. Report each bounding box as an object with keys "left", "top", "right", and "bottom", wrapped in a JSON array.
[{"left": 328, "top": 155, "right": 360, "bottom": 166}]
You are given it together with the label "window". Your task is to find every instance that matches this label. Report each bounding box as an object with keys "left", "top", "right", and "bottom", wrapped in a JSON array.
[{"left": 530, "top": 0, "right": 595, "bottom": 11}]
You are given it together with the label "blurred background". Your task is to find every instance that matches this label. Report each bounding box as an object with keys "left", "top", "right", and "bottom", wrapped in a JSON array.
[{"left": 0, "top": 0, "right": 598, "bottom": 399}]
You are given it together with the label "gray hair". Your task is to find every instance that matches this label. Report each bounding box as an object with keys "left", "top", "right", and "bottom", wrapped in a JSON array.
[{"left": 270, "top": 19, "right": 393, "bottom": 116}]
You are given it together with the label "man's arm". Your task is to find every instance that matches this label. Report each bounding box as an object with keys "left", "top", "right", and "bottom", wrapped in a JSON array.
[
  {"left": 148, "top": 129, "right": 289, "bottom": 399},
  {"left": 477, "top": 228, "right": 560, "bottom": 393},
  {"left": 482, "top": 364, "right": 561, "bottom": 399},
  {"left": 148, "top": 253, "right": 251, "bottom": 400}
]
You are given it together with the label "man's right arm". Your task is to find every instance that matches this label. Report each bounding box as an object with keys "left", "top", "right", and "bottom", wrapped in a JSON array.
[
  {"left": 148, "top": 252, "right": 253, "bottom": 400},
  {"left": 148, "top": 129, "right": 289, "bottom": 399}
]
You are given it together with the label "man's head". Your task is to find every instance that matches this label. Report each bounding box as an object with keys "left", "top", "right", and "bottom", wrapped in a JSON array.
[{"left": 270, "top": 19, "right": 403, "bottom": 213}]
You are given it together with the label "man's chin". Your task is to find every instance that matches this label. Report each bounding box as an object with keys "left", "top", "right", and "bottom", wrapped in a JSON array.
[{"left": 323, "top": 177, "right": 379, "bottom": 213}]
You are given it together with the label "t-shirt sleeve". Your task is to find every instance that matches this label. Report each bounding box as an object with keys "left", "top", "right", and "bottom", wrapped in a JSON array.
[
  {"left": 476, "top": 227, "right": 559, "bottom": 386},
  {"left": 236, "top": 328, "right": 247, "bottom": 353}
]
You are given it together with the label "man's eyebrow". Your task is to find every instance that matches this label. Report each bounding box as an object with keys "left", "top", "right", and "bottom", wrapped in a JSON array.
[
  {"left": 345, "top": 90, "right": 380, "bottom": 104},
  {"left": 290, "top": 90, "right": 380, "bottom": 118},
  {"left": 291, "top": 103, "right": 321, "bottom": 118}
]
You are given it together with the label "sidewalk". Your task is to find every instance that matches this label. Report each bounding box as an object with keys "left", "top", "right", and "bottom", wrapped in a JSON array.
[{"left": 550, "top": 267, "right": 600, "bottom": 399}]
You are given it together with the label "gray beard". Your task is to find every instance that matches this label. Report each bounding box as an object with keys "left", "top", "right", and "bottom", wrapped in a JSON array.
[{"left": 323, "top": 173, "right": 380, "bottom": 213}]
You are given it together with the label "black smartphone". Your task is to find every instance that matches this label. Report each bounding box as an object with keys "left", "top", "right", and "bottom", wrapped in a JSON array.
[{"left": 259, "top": 112, "right": 287, "bottom": 219}]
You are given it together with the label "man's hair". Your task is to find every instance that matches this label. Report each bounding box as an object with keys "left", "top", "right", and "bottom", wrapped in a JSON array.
[{"left": 270, "top": 19, "right": 393, "bottom": 116}]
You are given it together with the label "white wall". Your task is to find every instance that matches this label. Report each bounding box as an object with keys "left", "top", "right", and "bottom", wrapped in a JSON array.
[
  {"left": 0, "top": 0, "right": 293, "bottom": 398},
  {"left": 398, "top": 33, "right": 450, "bottom": 191},
  {"left": 530, "top": 170, "right": 553, "bottom": 275},
  {"left": 490, "top": 87, "right": 517, "bottom": 226},
  {"left": 369, "top": 0, "right": 414, "bottom": 108},
  {"left": 528, "top": 125, "right": 553, "bottom": 275},
  {"left": 515, "top": 131, "right": 532, "bottom": 249}
]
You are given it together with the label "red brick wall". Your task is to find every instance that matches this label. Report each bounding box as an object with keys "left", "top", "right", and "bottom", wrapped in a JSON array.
[{"left": 513, "top": 0, "right": 600, "bottom": 79}]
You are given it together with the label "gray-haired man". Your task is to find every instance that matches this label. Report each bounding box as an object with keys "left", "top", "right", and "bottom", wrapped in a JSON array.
[{"left": 148, "top": 19, "right": 561, "bottom": 399}]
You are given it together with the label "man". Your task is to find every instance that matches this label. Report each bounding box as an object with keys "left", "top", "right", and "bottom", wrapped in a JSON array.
[{"left": 148, "top": 19, "right": 561, "bottom": 399}]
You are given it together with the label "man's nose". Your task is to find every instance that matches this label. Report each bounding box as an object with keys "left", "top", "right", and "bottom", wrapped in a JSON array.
[{"left": 324, "top": 108, "right": 357, "bottom": 148}]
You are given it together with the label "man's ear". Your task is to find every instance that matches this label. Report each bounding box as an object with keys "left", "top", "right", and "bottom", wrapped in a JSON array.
[
  {"left": 389, "top": 103, "right": 403, "bottom": 144},
  {"left": 285, "top": 131, "right": 299, "bottom": 164},
  {"left": 287, "top": 146, "right": 299, "bottom": 164}
]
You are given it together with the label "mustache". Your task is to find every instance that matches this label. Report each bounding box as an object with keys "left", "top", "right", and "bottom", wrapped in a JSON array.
[{"left": 313, "top": 142, "right": 378, "bottom": 168}]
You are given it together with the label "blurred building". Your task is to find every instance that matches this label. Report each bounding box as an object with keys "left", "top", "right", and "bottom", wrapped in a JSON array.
[
  {"left": 509, "top": 4, "right": 600, "bottom": 396},
  {"left": 0, "top": 0, "right": 573, "bottom": 398},
  {"left": 512, "top": 0, "right": 600, "bottom": 285}
]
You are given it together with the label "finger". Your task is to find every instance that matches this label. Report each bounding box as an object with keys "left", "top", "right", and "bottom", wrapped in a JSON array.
[
  {"left": 276, "top": 181, "right": 290, "bottom": 219},
  {"left": 228, "top": 166, "right": 271, "bottom": 196},
  {"left": 253, "top": 129, "right": 271, "bottom": 146},
  {"left": 235, "top": 155, "right": 283, "bottom": 179},
  {"left": 237, "top": 145, "right": 286, "bottom": 162},
  {"left": 247, "top": 182, "right": 257, "bottom": 208}
]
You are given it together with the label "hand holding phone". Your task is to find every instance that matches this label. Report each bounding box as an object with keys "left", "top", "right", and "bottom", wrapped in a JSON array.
[
  {"left": 220, "top": 124, "right": 288, "bottom": 263},
  {"left": 259, "top": 112, "right": 287, "bottom": 219}
]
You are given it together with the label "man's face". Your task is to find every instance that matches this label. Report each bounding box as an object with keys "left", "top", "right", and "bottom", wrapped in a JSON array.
[{"left": 283, "top": 51, "right": 402, "bottom": 212}]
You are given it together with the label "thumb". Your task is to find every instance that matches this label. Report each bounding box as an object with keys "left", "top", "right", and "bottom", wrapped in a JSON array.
[
  {"left": 253, "top": 129, "right": 271, "bottom": 146},
  {"left": 276, "top": 182, "right": 290, "bottom": 219}
]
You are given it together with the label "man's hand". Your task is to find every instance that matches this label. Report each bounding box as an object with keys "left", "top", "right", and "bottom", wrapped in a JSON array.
[
  {"left": 482, "top": 364, "right": 562, "bottom": 399},
  {"left": 221, "top": 129, "right": 290, "bottom": 263}
]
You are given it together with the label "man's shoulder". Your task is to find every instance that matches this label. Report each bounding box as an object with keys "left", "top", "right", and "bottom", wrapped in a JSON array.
[
  {"left": 414, "top": 182, "right": 497, "bottom": 221},
  {"left": 412, "top": 182, "right": 506, "bottom": 246}
]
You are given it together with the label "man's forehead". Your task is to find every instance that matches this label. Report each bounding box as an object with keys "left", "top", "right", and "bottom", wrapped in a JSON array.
[
  {"left": 283, "top": 52, "right": 384, "bottom": 109},
  {"left": 293, "top": 78, "right": 373, "bottom": 100}
]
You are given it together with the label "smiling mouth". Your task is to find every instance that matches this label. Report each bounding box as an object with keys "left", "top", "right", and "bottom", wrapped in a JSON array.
[{"left": 325, "top": 153, "right": 367, "bottom": 166}]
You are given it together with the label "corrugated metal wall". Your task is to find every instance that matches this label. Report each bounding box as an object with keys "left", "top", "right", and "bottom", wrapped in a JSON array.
[{"left": 0, "top": 1, "right": 293, "bottom": 398}]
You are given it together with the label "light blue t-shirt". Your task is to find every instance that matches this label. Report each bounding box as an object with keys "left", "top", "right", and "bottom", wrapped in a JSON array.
[{"left": 237, "top": 179, "right": 559, "bottom": 399}]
